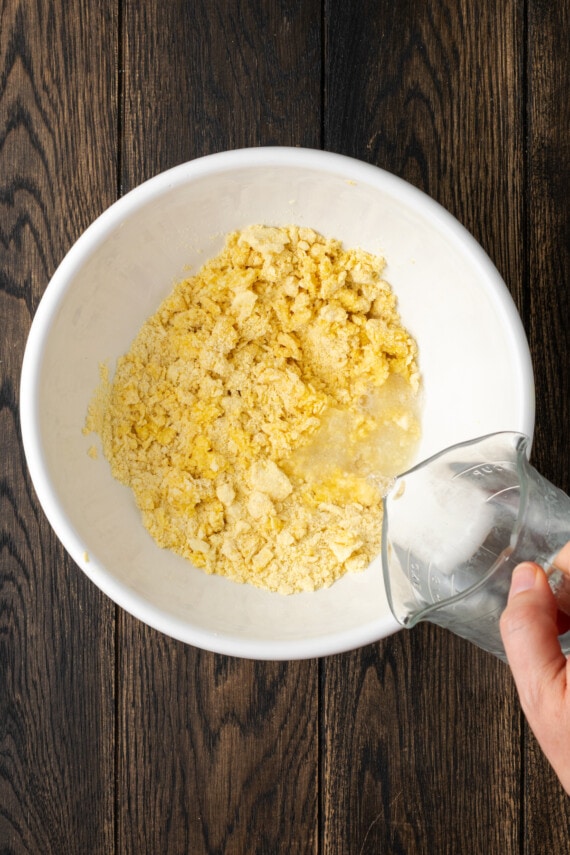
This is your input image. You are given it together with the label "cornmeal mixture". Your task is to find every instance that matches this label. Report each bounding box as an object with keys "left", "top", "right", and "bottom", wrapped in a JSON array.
[{"left": 85, "top": 225, "right": 421, "bottom": 594}]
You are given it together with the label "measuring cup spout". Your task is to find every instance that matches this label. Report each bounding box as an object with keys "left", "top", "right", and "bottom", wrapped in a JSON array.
[{"left": 381, "top": 431, "right": 570, "bottom": 659}]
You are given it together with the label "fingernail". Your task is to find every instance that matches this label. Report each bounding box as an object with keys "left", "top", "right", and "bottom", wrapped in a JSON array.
[{"left": 510, "top": 562, "right": 538, "bottom": 596}]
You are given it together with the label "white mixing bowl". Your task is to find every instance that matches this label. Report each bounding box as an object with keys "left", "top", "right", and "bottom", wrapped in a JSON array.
[{"left": 20, "top": 147, "right": 534, "bottom": 659}]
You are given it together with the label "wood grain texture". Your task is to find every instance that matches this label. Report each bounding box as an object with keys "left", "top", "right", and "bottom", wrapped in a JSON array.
[
  {"left": 0, "top": 0, "right": 118, "bottom": 852},
  {"left": 524, "top": 0, "right": 570, "bottom": 847},
  {"left": 117, "top": 3, "right": 321, "bottom": 854},
  {"left": 321, "top": 633, "right": 521, "bottom": 855},
  {"left": 527, "top": 0, "right": 570, "bottom": 489},
  {"left": 118, "top": 631, "right": 318, "bottom": 854},
  {"left": 121, "top": 0, "right": 322, "bottom": 186},
  {"left": 322, "top": 1, "right": 526, "bottom": 852},
  {"left": 2, "top": 2, "right": 570, "bottom": 853}
]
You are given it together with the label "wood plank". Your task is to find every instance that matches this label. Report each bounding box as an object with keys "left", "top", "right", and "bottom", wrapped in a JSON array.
[
  {"left": 322, "top": 635, "right": 522, "bottom": 854},
  {"left": 121, "top": 0, "right": 323, "bottom": 184},
  {"left": 118, "top": 629, "right": 318, "bottom": 853},
  {"left": 322, "top": 1, "right": 524, "bottom": 852},
  {"left": 117, "top": 2, "right": 321, "bottom": 852},
  {"left": 0, "top": 1, "right": 118, "bottom": 852},
  {"left": 524, "top": 0, "right": 570, "bottom": 845}
]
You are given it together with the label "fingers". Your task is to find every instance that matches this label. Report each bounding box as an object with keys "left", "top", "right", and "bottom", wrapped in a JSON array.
[
  {"left": 499, "top": 562, "right": 567, "bottom": 708},
  {"left": 500, "top": 558, "right": 570, "bottom": 795}
]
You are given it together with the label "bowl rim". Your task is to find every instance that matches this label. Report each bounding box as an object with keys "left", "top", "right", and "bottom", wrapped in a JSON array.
[{"left": 19, "top": 146, "right": 535, "bottom": 659}]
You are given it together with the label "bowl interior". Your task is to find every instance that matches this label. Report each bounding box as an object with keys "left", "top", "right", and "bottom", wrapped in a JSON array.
[{"left": 22, "top": 150, "right": 534, "bottom": 658}]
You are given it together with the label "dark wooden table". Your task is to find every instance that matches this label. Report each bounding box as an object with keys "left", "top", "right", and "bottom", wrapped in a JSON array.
[{"left": 2, "top": 1, "right": 570, "bottom": 853}]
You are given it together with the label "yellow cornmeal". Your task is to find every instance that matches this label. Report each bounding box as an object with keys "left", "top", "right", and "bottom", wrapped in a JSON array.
[{"left": 84, "top": 225, "right": 421, "bottom": 594}]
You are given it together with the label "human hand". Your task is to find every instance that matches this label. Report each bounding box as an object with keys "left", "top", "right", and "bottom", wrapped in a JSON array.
[{"left": 500, "top": 542, "right": 570, "bottom": 795}]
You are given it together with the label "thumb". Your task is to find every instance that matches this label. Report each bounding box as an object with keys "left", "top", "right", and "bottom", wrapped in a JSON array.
[{"left": 500, "top": 562, "right": 566, "bottom": 695}]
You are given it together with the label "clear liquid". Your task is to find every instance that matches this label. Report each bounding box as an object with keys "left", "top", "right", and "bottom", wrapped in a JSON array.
[{"left": 283, "top": 374, "right": 422, "bottom": 503}]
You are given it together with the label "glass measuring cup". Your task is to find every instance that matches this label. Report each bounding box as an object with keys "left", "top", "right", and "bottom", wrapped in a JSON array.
[{"left": 381, "top": 432, "right": 570, "bottom": 660}]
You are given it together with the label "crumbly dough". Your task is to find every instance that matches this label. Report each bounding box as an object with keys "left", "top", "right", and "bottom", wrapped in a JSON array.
[{"left": 85, "top": 225, "right": 420, "bottom": 594}]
